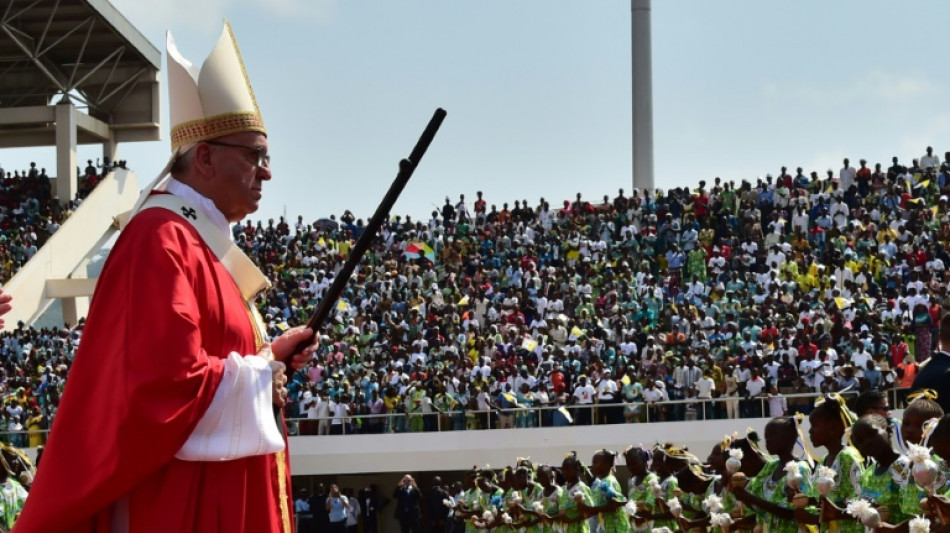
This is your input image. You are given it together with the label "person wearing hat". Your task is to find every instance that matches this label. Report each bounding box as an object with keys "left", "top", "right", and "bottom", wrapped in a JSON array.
[{"left": 16, "top": 24, "right": 315, "bottom": 532}]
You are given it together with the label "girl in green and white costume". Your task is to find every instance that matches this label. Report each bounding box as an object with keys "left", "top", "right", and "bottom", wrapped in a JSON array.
[
  {"left": 879, "top": 390, "right": 945, "bottom": 531},
  {"left": 623, "top": 446, "right": 658, "bottom": 533},
  {"left": 794, "top": 393, "right": 865, "bottom": 533},
  {"left": 645, "top": 444, "right": 688, "bottom": 531},
  {"left": 674, "top": 435, "right": 741, "bottom": 532},
  {"left": 576, "top": 449, "right": 629, "bottom": 533},
  {"left": 532, "top": 465, "right": 562, "bottom": 533},
  {"left": 457, "top": 469, "right": 482, "bottom": 533},
  {"left": 510, "top": 465, "right": 545, "bottom": 533},
  {"left": 0, "top": 475, "right": 25, "bottom": 531},
  {"left": 733, "top": 417, "right": 814, "bottom": 533},
  {"left": 472, "top": 468, "right": 505, "bottom": 532},
  {"left": 497, "top": 468, "right": 517, "bottom": 533},
  {"left": 555, "top": 452, "right": 593, "bottom": 533},
  {"left": 841, "top": 415, "right": 910, "bottom": 526}
]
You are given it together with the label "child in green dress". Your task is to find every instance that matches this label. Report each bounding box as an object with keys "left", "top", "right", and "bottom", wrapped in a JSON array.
[
  {"left": 672, "top": 435, "right": 745, "bottom": 531},
  {"left": 457, "top": 468, "right": 482, "bottom": 533},
  {"left": 474, "top": 468, "right": 505, "bottom": 532},
  {"left": 623, "top": 445, "right": 658, "bottom": 533},
  {"left": 911, "top": 414, "right": 950, "bottom": 527},
  {"left": 887, "top": 391, "right": 946, "bottom": 529},
  {"left": 576, "top": 449, "right": 629, "bottom": 533},
  {"left": 647, "top": 444, "right": 687, "bottom": 531},
  {"left": 724, "top": 431, "right": 774, "bottom": 528},
  {"left": 0, "top": 474, "right": 26, "bottom": 531},
  {"left": 532, "top": 465, "right": 563, "bottom": 533},
  {"left": 843, "top": 415, "right": 910, "bottom": 525},
  {"left": 672, "top": 463, "right": 720, "bottom": 530},
  {"left": 733, "top": 417, "right": 814, "bottom": 533},
  {"left": 895, "top": 389, "right": 944, "bottom": 451},
  {"left": 498, "top": 468, "right": 517, "bottom": 533},
  {"left": 556, "top": 452, "right": 593, "bottom": 533},
  {"left": 794, "top": 393, "right": 865, "bottom": 533},
  {"left": 511, "top": 465, "right": 545, "bottom": 533}
]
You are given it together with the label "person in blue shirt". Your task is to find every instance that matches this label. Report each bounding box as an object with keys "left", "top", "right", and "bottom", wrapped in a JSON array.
[{"left": 327, "top": 484, "right": 350, "bottom": 533}]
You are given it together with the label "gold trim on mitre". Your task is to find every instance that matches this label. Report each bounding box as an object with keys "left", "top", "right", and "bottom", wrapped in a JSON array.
[
  {"left": 166, "top": 21, "right": 265, "bottom": 151},
  {"left": 171, "top": 111, "right": 265, "bottom": 150}
]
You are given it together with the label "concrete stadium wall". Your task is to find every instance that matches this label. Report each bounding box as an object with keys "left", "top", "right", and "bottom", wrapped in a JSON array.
[{"left": 287, "top": 417, "right": 777, "bottom": 476}]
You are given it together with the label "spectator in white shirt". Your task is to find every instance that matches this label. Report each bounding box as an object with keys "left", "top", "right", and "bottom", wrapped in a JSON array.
[
  {"left": 572, "top": 376, "right": 596, "bottom": 426},
  {"left": 921, "top": 146, "right": 940, "bottom": 171},
  {"left": 694, "top": 371, "right": 716, "bottom": 420},
  {"left": 732, "top": 365, "right": 751, "bottom": 387},
  {"left": 745, "top": 368, "right": 767, "bottom": 417},
  {"left": 596, "top": 371, "right": 621, "bottom": 424},
  {"left": 840, "top": 158, "right": 856, "bottom": 191},
  {"left": 641, "top": 380, "right": 668, "bottom": 422},
  {"left": 330, "top": 397, "right": 351, "bottom": 435},
  {"left": 313, "top": 393, "right": 332, "bottom": 436},
  {"left": 767, "top": 386, "right": 787, "bottom": 418},
  {"left": 296, "top": 489, "right": 311, "bottom": 515}
]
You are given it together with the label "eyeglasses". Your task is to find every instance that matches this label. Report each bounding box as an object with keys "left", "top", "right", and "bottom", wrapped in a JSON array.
[{"left": 205, "top": 140, "right": 270, "bottom": 169}]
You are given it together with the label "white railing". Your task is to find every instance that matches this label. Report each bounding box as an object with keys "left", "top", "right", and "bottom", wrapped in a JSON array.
[
  {"left": 4, "top": 387, "right": 908, "bottom": 447},
  {"left": 284, "top": 387, "right": 910, "bottom": 436}
]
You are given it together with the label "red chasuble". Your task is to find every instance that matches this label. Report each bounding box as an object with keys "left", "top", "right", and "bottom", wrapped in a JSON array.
[{"left": 13, "top": 207, "right": 293, "bottom": 533}]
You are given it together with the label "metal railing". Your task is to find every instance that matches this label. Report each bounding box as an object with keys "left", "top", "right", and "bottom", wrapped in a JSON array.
[
  {"left": 0, "top": 387, "right": 910, "bottom": 443},
  {"left": 285, "top": 386, "right": 912, "bottom": 436},
  {"left": 0, "top": 429, "right": 51, "bottom": 447}
]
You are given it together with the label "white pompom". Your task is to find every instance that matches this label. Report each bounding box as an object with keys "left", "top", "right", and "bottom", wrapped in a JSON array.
[
  {"left": 624, "top": 500, "right": 638, "bottom": 517},
  {"left": 909, "top": 515, "right": 932, "bottom": 533},
  {"left": 702, "top": 494, "right": 724, "bottom": 514},
  {"left": 710, "top": 513, "right": 734, "bottom": 527}
]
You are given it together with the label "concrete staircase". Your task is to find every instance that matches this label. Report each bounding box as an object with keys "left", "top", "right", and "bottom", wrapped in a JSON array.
[{"left": 3, "top": 169, "right": 139, "bottom": 329}]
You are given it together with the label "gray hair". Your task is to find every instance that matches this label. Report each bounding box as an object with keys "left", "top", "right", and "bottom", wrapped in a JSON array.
[{"left": 170, "top": 147, "right": 196, "bottom": 177}]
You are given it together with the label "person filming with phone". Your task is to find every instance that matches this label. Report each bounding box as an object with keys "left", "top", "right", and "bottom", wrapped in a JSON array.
[{"left": 326, "top": 484, "right": 350, "bottom": 533}]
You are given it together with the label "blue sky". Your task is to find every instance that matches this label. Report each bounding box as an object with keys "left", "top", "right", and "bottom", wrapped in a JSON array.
[{"left": 8, "top": 1, "right": 950, "bottom": 223}]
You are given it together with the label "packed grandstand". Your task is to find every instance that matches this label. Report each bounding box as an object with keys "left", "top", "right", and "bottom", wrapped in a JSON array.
[
  {"left": 5, "top": 150, "right": 950, "bottom": 444},
  {"left": 0, "top": 158, "right": 122, "bottom": 448},
  {"left": 3, "top": 150, "right": 950, "bottom": 530}
]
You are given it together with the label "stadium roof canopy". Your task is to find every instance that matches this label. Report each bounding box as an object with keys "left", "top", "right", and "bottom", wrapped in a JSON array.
[{"left": 0, "top": 0, "right": 161, "bottom": 147}]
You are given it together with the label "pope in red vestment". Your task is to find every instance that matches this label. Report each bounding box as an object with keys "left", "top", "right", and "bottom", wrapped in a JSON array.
[
  {"left": 14, "top": 22, "right": 313, "bottom": 533},
  {"left": 13, "top": 203, "right": 307, "bottom": 532}
]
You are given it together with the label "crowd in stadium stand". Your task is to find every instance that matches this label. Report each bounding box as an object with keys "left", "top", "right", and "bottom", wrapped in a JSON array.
[
  {"left": 303, "top": 395, "right": 950, "bottom": 533},
  {"left": 0, "top": 158, "right": 121, "bottom": 449},
  {"left": 4, "top": 147, "right": 950, "bottom": 447},
  {"left": 0, "top": 158, "right": 125, "bottom": 283},
  {"left": 233, "top": 146, "right": 950, "bottom": 435}
]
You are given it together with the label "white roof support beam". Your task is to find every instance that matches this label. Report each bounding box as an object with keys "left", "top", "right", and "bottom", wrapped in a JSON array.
[{"left": 45, "top": 278, "right": 97, "bottom": 299}]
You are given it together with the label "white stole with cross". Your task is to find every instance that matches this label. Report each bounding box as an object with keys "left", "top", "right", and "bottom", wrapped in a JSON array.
[{"left": 129, "top": 193, "right": 284, "bottom": 462}]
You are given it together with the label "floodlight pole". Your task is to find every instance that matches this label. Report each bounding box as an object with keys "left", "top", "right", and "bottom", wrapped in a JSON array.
[{"left": 631, "top": 0, "right": 654, "bottom": 192}]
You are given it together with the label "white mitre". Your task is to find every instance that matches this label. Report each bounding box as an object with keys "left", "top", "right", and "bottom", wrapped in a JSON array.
[
  {"left": 125, "top": 21, "right": 266, "bottom": 220},
  {"left": 166, "top": 21, "right": 265, "bottom": 153}
]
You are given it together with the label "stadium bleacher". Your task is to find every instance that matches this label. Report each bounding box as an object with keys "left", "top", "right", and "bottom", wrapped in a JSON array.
[{"left": 5, "top": 149, "right": 950, "bottom": 530}]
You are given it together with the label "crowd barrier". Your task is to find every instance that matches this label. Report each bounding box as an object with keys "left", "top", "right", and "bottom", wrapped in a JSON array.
[{"left": 284, "top": 386, "right": 910, "bottom": 436}]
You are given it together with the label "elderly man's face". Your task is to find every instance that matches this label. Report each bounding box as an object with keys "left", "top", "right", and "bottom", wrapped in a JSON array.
[{"left": 203, "top": 132, "right": 271, "bottom": 221}]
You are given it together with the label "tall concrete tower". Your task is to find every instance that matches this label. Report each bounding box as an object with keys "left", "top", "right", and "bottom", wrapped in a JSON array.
[{"left": 631, "top": 0, "right": 654, "bottom": 191}]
